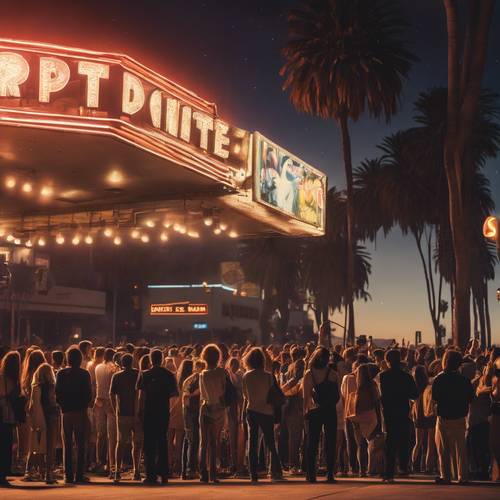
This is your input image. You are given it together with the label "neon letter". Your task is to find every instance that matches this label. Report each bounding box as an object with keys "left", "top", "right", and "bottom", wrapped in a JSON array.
[
  {"left": 214, "top": 120, "right": 230, "bottom": 159},
  {"left": 149, "top": 89, "right": 162, "bottom": 128},
  {"left": 0, "top": 52, "right": 29, "bottom": 97},
  {"left": 122, "top": 72, "right": 145, "bottom": 115},
  {"left": 165, "top": 97, "right": 180, "bottom": 137},
  {"left": 193, "top": 111, "right": 214, "bottom": 150},
  {"left": 39, "top": 57, "right": 70, "bottom": 103},
  {"left": 180, "top": 106, "right": 192, "bottom": 143},
  {"left": 78, "top": 61, "right": 109, "bottom": 108}
]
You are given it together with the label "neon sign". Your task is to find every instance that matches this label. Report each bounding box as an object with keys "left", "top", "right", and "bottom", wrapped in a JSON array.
[
  {"left": 150, "top": 301, "right": 208, "bottom": 316},
  {"left": 0, "top": 40, "right": 249, "bottom": 184}
]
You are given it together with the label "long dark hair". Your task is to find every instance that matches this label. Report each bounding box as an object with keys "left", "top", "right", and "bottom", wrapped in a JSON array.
[
  {"left": 0, "top": 351, "right": 21, "bottom": 385},
  {"left": 309, "top": 347, "right": 329, "bottom": 370},
  {"left": 177, "top": 359, "right": 194, "bottom": 390},
  {"left": 413, "top": 365, "right": 429, "bottom": 395}
]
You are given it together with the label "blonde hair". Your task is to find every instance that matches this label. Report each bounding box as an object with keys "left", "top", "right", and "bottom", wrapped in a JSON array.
[{"left": 32, "top": 363, "right": 55, "bottom": 386}]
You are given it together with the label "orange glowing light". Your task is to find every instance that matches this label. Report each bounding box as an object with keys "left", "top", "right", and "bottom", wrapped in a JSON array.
[{"left": 483, "top": 216, "right": 498, "bottom": 240}]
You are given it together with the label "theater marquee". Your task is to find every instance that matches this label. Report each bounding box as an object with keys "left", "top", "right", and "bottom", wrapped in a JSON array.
[{"left": 150, "top": 302, "right": 208, "bottom": 316}]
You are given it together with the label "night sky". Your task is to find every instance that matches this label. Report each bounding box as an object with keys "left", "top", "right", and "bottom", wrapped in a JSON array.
[{"left": 1, "top": 0, "right": 499, "bottom": 344}]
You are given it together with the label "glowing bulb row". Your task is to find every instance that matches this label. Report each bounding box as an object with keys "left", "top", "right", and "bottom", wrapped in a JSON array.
[{"left": 4, "top": 176, "right": 55, "bottom": 199}]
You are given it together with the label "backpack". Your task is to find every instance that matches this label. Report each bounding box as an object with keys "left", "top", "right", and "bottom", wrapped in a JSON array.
[{"left": 312, "top": 367, "right": 340, "bottom": 410}]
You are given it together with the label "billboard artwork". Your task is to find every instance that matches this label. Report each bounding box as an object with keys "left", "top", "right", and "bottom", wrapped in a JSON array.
[{"left": 254, "top": 133, "right": 326, "bottom": 230}]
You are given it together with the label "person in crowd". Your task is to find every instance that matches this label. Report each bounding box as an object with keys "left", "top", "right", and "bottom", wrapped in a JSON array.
[
  {"left": 78, "top": 340, "right": 93, "bottom": 369},
  {"left": 86, "top": 346, "right": 104, "bottom": 471},
  {"left": 0, "top": 351, "right": 22, "bottom": 487},
  {"left": 109, "top": 353, "right": 142, "bottom": 482},
  {"left": 137, "top": 348, "right": 178, "bottom": 485},
  {"left": 412, "top": 364, "right": 436, "bottom": 473},
  {"left": 303, "top": 346, "right": 339, "bottom": 483},
  {"left": 28, "top": 363, "right": 59, "bottom": 484},
  {"left": 169, "top": 359, "right": 190, "bottom": 477},
  {"left": 380, "top": 349, "right": 418, "bottom": 483},
  {"left": 181, "top": 359, "right": 204, "bottom": 479},
  {"left": 51, "top": 351, "right": 64, "bottom": 373},
  {"left": 242, "top": 347, "right": 284, "bottom": 483},
  {"left": 198, "top": 344, "right": 227, "bottom": 483},
  {"left": 490, "top": 357, "right": 500, "bottom": 482},
  {"left": 94, "top": 347, "right": 118, "bottom": 477},
  {"left": 55, "top": 346, "right": 92, "bottom": 484},
  {"left": 432, "top": 349, "right": 474, "bottom": 485},
  {"left": 226, "top": 356, "right": 244, "bottom": 476},
  {"left": 21, "top": 349, "right": 46, "bottom": 481}
]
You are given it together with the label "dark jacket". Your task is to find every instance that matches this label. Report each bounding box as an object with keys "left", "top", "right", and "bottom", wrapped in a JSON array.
[
  {"left": 431, "top": 370, "right": 474, "bottom": 419},
  {"left": 380, "top": 367, "right": 418, "bottom": 420},
  {"left": 55, "top": 367, "right": 92, "bottom": 413}
]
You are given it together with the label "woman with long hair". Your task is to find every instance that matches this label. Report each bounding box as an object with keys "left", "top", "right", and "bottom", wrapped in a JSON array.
[
  {"left": 0, "top": 351, "right": 22, "bottom": 487},
  {"left": 303, "top": 347, "right": 339, "bottom": 483},
  {"left": 29, "top": 363, "right": 59, "bottom": 484},
  {"left": 411, "top": 364, "right": 436, "bottom": 473},
  {"left": 198, "top": 344, "right": 226, "bottom": 483},
  {"left": 21, "top": 349, "right": 46, "bottom": 481}
]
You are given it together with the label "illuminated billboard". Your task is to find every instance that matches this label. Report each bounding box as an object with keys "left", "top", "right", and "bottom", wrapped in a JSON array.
[
  {"left": 253, "top": 132, "right": 326, "bottom": 230},
  {"left": 150, "top": 302, "right": 208, "bottom": 316}
]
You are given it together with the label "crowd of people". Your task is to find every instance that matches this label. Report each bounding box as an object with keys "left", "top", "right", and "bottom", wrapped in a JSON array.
[{"left": 0, "top": 329, "right": 499, "bottom": 488}]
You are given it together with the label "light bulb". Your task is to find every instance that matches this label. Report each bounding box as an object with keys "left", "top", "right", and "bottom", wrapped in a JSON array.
[
  {"left": 103, "top": 227, "right": 113, "bottom": 238},
  {"left": 14, "top": 238, "right": 21, "bottom": 245},
  {"left": 213, "top": 228, "right": 222, "bottom": 235},
  {"left": 106, "top": 169, "right": 124, "bottom": 185},
  {"left": 188, "top": 230, "right": 200, "bottom": 239},
  {"left": 229, "top": 230, "right": 238, "bottom": 239},
  {"left": 38, "top": 237, "right": 46, "bottom": 247},
  {"left": 56, "top": 234, "right": 65, "bottom": 245},
  {"left": 25, "top": 239, "right": 33, "bottom": 248},
  {"left": 0, "top": 228, "right": 5, "bottom": 237},
  {"left": 40, "top": 185, "right": 54, "bottom": 198},
  {"left": 145, "top": 219, "right": 155, "bottom": 228},
  {"left": 219, "top": 222, "right": 228, "bottom": 231},
  {"left": 72, "top": 235, "right": 81, "bottom": 246},
  {"left": 6, "top": 234, "right": 14, "bottom": 242},
  {"left": 84, "top": 234, "right": 93, "bottom": 245},
  {"left": 22, "top": 182, "right": 33, "bottom": 193},
  {"left": 178, "top": 225, "right": 187, "bottom": 234},
  {"left": 160, "top": 232, "right": 169, "bottom": 242},
  {"left": 5, "top": 177, "right": 16, "bottom": 189},
  {"left": 163, "top": 220, "right": 171, "bottom": 228},
  {"left": 141, "top": 234, "right": 150, "bottom": 243},
  {"left": 203, "top": 216, "right": 213, "bottom": 227},
  {"left": 131, "top": 229, "right": 140, "bottom": 239},
  {"left": 113, "top": 236, "right": 122, "bottom": 245}
]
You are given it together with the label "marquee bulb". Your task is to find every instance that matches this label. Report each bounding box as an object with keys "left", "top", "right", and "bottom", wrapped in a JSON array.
[
  {"left": 25, "top": 239, "right": 33, "bottom": 248},
  {"left": 40, "top": 185, "right": 54, "bottom": 198},
  {"left": 38, "top": 237, "right": 46, "bottom": 247},
  {"left": 141, "top": 234, "right": 150, "bottom": 243},
  {"left": 160, "top": 232, "right": 169, "bottom": 242},
  {"left": 84, "top": 234, "right": 94, "bottom": 245},
  {"left": 229, "top": 230, "right": 238, "bottom": 239},
  {"left": 6, "top": 234, "right": 14, "bottom": 242},
  {"left": 103, "top": 227, "right": 113, "bottom": 238},
  {"left": 72, "top": 235, "right": 81, "bottom": 246},
  {"left": 113, "top": 235, "right": 122, "bottom": 246},
  {"left": 22, "top": 182, "right": 33, "bottom": 193},
  {"left": 131, "top": 229, "right": 140, "bottom": 239},
  {"left": 145, "top": 219, "right": 155, "bottom": 228},
  {"left": 5, "top": 177, "right": 16, "bottom": 189},
  {"left": 56, "top": 234, "right": 65, "bottom": 245}
]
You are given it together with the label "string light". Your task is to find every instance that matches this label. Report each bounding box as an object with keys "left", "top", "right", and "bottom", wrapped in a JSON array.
[
  {"left": 131, "top": 228, "right": 140, "bottom": 239},
  {"left": 213, "top": 228, "right": 222, "bottom": 235},
  {"left": 38, "top": 237, "right": 46, "bottom": 247},
  {"left": 22, "top": 182, "right": 33, "bottom": 193},
  {"left": 145, "top": 219, "right": 156, "bottom": 228},
  {"left": 5, "top": 177, "right": 16, "bottom": 189},
  {"left": 160, "top": 232, "right": 169, "bottom": 242},
  {"left": 219, "top": 222, "right": 228, "bottom": 231},
  {"left": 103, "top": 227, "right": 113, "bottom": 238},
  {"left": 40, "top": 186, "right": 54, "bottom": 198},
  {"left": 56, "top": 234, "right": 65, "bottom": 245},
  {"left": 72, "top": 235, "right": 81, "bottom": 246},
  {"left": 141, "top": 234, "right": 150, "bottom": 243},
  {"left": 84, "top": 234, "right": 94, "bottom": 245},
  {"left": 229, "top": 230, "right": 238, "bottom": 239},
  {"left": 113, "top": 235, "right": 122, "bottom": 246}
]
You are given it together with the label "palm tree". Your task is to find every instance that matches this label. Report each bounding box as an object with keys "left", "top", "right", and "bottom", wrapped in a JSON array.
[
  {"left": 301, "top": 189, "right": 371, "bottom": 344},
  {"left": 442, "top": 0, "right": 496, "bottom": 347},
  {"left": 238, "top": 238, "right": 301, "bottom": 344},
  {"left": 281, "top": 0, "right": 417, "bottom": 343},
  {"left": 354, "top": 87, "right": 499, "bottom": 346}
]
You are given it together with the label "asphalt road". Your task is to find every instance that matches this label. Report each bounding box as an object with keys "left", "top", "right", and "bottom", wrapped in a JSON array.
[{"left": 1, "top": 477, "right": 498, "bottom": 500}]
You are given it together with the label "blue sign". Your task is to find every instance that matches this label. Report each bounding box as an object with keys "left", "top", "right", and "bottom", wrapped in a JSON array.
[{"left": 193, "top": 323, "right": 208, "bottom": 330}]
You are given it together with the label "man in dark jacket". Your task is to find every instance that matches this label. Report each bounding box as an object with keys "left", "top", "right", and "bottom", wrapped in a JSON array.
[
  {"left": 432, "top": 349, "right": 474, "bottom": 484},
  {"left": 137, "top": 349, "right": 178, "bottom": 484},
  {"left": 379, "top": 349, "right": 418, "bottom": 482},
  {"left": 55, "top": 346, "right": 92, "bottom": 484}
]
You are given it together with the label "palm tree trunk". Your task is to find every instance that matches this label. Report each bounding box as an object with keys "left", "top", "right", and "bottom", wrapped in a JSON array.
[
  {"left": 338, "top": 110, "right": 355, "bottom": 344},
  {"left": 484, "top": 281, "right": 492, "bottom": 347}
]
